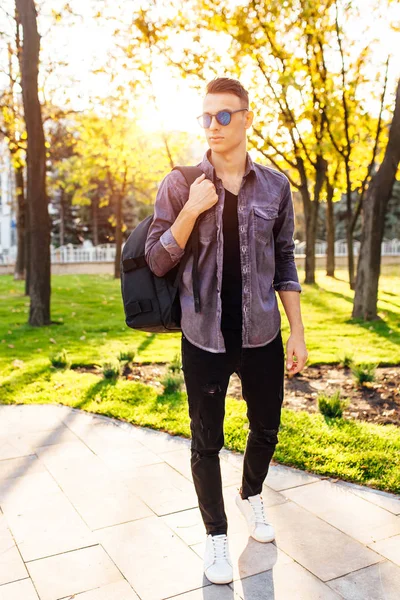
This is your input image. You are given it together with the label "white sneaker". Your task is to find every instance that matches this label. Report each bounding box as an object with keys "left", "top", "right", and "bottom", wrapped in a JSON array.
[
  {"left": 203, "top": 533, "right": 233, "bottom": 584},
  {"left": 235, "top": 490, "right": 275, "bottom": 543}
]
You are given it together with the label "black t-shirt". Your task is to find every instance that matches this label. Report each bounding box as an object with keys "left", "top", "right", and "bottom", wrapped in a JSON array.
[{"left": 221, "top": 188, "right": 242, "bottom": 332}]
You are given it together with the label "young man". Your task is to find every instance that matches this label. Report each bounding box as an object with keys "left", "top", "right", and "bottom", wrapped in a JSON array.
[{"left": 145, "top": 77, "right": 308, "bottom": 585}]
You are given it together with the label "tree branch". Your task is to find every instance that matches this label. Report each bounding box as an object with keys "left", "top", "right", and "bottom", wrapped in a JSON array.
[
  {"left": 351, "top": 56, "right": 390, "bottom": 231},
  {"left": 252, "top": 144, "right": 299, "bottom": 188},
  {"left": 252, "top": 126, "right": 297, "bottom": 169}
]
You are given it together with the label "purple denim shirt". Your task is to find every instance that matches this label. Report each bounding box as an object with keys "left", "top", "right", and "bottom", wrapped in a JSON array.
[{"left": 145, "top": 148, "right": 302, "bottom": 353}]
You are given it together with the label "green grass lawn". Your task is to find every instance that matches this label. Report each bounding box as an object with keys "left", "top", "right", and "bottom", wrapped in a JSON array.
[{"left": 1, "top": 266, "right": 399, "bottom": 494}]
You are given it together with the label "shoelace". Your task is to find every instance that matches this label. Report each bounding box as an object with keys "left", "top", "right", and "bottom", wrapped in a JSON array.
[
  {"left": 211, "top": 534, "right": 229, "bottom": 562},
  {"left": 249, "top": 496, "right": 269, "bottom": 525}
]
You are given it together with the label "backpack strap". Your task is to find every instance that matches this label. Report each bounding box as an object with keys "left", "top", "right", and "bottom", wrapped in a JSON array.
[
  {"left": 122, "top": 255, "right": 148, "bottom": 273},
  {"left": 170, "top": 166, "right": 205, "bottom": 313}
]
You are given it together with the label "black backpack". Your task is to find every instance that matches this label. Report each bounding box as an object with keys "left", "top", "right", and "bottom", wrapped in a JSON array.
[{"left": 120, "top": 166, "right": 205, "bottom": 333}]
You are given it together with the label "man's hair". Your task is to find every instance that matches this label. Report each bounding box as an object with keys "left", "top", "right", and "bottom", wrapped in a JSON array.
[{"left": 205, "top": 77, "right": 249, "bottom": 109}]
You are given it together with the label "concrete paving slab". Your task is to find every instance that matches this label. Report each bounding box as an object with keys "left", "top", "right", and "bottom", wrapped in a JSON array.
[
  {"left": 0, "top": 455, "right": 46, "bottom": 480},
  {"left": 261, "top": 462, "right": 321, "bottom": 491},
  {"left": 229, "top": 560, "right": 344, "bottom": 599},
  {"left": 369, "top": 533, "right": 400, "bottom": 566},
  {"left": 0, "top": 405, "right": 68, "bottom": 436},
  {"left": 117, "top": 422, "right": 192, "bottom": 454},
  {"left": 96, "top": 515, "right": 205, "bottom": 600},
  {"left": 77, "top": 429, "right": 145, "bottom": 454},
  {"left": 65, "top": 482, "right": 154, "bottom": 530},
  {"left": 122, "top": 462, "right": 199, "bottom": 515},
  {"left": 61, "top": 579, "right": 140, "bottom": 599},
  {"left": 0, "top": 427, "right": 80, "bottom": 457},
  {"left": 326, "top": 559, "right": 400, "bottom": 599},
  {"left": 2, "top": 490, "right": 95, "bottom": 562},
  {"left": 336, "top": 479, "right": 400, "bottom": 515},
  {"left": 26, "top": 544, "right": 124, "bottom": 600},
  {"left": 0, "top": 471, "right": 63, "bottom": 513},
  {"left": 1, "top": 404, "right": 399, "bottom": 600},
  {"left": 265, "top": 500, "right": 383, "bottom": 581},
  {"left": 0, "top": 514, "right": 28, "bottom": 586},
  {"left": 284, "top": 479, "right": 400, "bottom": 544},
  {"left": 0, "top": 577, "right": 40, "bottom": 599},
  {"left": 94, "top": 444, "right": 164, "bottom": 472}
]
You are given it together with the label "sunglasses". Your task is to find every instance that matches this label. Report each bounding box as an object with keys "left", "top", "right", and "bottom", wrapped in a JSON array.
[{"left": 196, "top": 108, "right": 249, "bottom": 128}]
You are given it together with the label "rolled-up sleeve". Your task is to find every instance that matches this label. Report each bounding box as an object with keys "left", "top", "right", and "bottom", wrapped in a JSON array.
[
  {"left": 272, "top": 178, "right": 302, "bottom": 293},
  {"left": 145, "top": 170, "right": 187, "bottom": 277}
]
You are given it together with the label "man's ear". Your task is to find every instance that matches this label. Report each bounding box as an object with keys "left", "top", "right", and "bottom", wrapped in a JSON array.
[{"left": 245, "top": 110, "right": 254, "bottom": 129}]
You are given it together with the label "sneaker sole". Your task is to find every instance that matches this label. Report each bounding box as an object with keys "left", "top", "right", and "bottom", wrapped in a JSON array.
[{"left": 204, "top": 570, "right": 233, "bottom": 585}]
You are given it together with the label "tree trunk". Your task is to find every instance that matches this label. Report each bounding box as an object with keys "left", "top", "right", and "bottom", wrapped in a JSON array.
[
  {"left": 92, "top": 196, "right": 99, "bottom": 246},
  {"left": 304, "top": 198, "right": 319, "bottom": 284},
  {"left": 16, "top": 0, "right": 51, "bottom": 325},
  {"left": 59, "top": 188, "right": 65, "bottom": 246},
  {"left": 326, "top": 181, "right": 335, "bottom": 277},
  {"left": 346, "top": 218, "right": 355, "bottom": 289},
  {"left": 114, "top": 193, "right": 123, "bottom": 279},
  {"left": 24, "top": 187, "right": 30, "bottom": 296},
  {"left": 352, "top": 79, "right": 400, "bottom": 319},
  {"left": 14, "top": 162, "right": 26, "bottom": 280},
  {"left": 343, "top": 160, "right": 356, "bottom": 289},
  {"left": 303, "top": 156, "right": 326, "bottom": 284}
]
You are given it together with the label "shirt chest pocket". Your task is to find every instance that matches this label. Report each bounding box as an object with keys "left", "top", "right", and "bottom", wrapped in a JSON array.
[
  {"left": 197, "top": 207, "right": 217, "bottom": 242},
  {"left": 253, "top": 205, "right": 278, "bottom": 244}
]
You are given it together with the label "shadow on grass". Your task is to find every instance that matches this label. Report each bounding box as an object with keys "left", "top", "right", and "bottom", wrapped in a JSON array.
[
  {"left": 305, "top": 282, "right": 354, "bottom": 308},
  {"left": 379, "top": 291, "right": 400, "bottom": 310},
  {"left": 381, "top": 289, "right": 399, "bottom": 298},
  {"left": 73, "top": 373, "right": 187, "bottom": 413},
  {"left": 303, "top": 283, "right": 399, "bottom": 353},
  {"left": 0, "top": 364, "right": 51, "bottom": 402},
  {"left": 151, "top": 390, "right": 187, "bottom": 409},
  {"left": 136, "top": 333, "right": 156, "bottom": 355},
  {"left": 76, "top": 376, "right": 120, "bottom": 409}
]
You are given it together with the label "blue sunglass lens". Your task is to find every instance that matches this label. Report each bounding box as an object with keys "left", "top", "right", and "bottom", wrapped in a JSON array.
[
  {"left": 217, "top": 111, "right": 231, "bottom": 125},
  {"left": 201, "top": 112, "right": 231, "bottom": 127}
]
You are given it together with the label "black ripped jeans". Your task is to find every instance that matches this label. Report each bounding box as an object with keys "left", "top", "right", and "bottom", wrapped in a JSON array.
[{"left": 181, "top": 327, "right": 285, "bottom": 537}]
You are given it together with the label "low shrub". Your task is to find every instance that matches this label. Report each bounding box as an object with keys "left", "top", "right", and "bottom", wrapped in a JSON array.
[
  {"left": 161, "top": 372, "right": 184, "bottom": 394},
  {"left": 351, "top": 362, "right": 378, "bottom": 387},
  {"left": 338, "top": 353, "right": 354, "bottom": 369},
  {"left": 118, "top": 349, "right": 136, "bottom": 362},
  {"left": 168, "top": 352, "right": 182, "bottom": 373},
  {"left": 49, "top": 348, "right": 71, "bottom": 369},
  {"left": 102, "top": 360, "right": 120, "bottom": 379},
  {"left": 318, "top": 390, "right": 349, "bottom": 418}
]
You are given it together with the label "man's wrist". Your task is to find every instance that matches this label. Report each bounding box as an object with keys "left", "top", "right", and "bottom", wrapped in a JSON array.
[
  {"left": 182, "top": 204, "right": 200, "bottom": 220},
  {"left": 290, "top": 324, "right": 305, "bottom": 335}
]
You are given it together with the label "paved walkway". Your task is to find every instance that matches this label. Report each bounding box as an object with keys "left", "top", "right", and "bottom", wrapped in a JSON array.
[{"left": 0, "top": 404, "right": 399, "bottom": 600}]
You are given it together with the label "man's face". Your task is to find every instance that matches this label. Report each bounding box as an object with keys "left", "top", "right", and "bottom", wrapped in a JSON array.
[{"left": 202, "top": 92, "right": 253, "bottom": 152}]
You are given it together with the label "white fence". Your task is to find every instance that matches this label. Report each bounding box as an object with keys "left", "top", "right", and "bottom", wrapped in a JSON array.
[
  {"left": 1, "top": 239, "right": 399, "bottom": 265},
  {"left": 0, "top": 243, "right": 116, "bottom": 265},
  {"left": 295, "top": 239, "right": 400, "bottom": 256},
  {"left": 51, "top": 244, "right": 117, "bottom": 263}
]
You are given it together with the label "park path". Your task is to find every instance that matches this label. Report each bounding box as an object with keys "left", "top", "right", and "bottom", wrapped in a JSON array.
[{"left": 0, "top": 403, "right": 399, "bottom": 600}]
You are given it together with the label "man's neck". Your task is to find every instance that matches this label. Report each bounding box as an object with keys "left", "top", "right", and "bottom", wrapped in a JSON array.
[{"left": 208, "top": 145, "right": 247, "bottom": 180}]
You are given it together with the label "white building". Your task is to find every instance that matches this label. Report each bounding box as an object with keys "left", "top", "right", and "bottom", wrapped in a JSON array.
[{"left": 0, "top": 142, "right": 17, "bottom": 262}]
